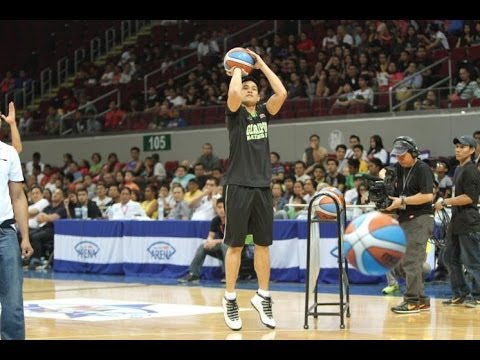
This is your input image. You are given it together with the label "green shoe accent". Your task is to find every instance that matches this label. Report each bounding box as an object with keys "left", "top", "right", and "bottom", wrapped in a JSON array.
[{"left": 382, "top": 284, "right": 400, "bottom": 295}]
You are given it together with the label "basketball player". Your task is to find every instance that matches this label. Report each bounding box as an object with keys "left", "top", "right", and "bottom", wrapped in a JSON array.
[
  {"left": 434, "top": 135, "right": 480, "bottom": 307},
  {"left": 0, "top": 103, "right": 34, "bottom": 339},
  {"left": 385, "top": 136, "right": 434, "bottom": 314},
  {"left": 222, "top": 48, "right": 287, "bottom": 330}
]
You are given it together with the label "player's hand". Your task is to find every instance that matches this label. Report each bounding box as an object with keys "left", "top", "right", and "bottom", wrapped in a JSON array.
[
  {"left": 245, "top": 48, "right": 264, "bottom": 69},
  {"left": 0, "top": 102, "right": 16, "bottom": 125},
  {"left": 226, "top": 66, "right": 247, "bottom": 77}
]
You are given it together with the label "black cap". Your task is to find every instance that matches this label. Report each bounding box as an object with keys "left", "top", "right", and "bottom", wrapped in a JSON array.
[{"left": 453, "top": 135, "right": 476, "bottom": 147}]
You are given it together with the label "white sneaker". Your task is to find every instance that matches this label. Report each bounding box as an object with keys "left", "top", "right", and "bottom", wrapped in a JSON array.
[
  {"left": 222, "top": 297, "right": 242, "bottom": 331},
  {"left": 251, "top": 292, "right": 276, "bottom": 329}
]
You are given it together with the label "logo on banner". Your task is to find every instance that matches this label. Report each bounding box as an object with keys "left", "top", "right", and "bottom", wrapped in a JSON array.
[
  {"left": 74, "top": 241, "right": 100, "bottom": 259},
  {"left": 147, "top": 241, "right": 176, "bottom": 260},
  {"left": 330, "top": 246, "right": 341, "bottom": 259}
]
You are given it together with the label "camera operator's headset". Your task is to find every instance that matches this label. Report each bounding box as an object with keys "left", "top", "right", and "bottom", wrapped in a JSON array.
[{"left": 393, "top": 136, "right": 419, "bottom": 158}]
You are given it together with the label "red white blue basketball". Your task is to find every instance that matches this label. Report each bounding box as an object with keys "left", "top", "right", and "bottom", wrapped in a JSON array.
[
  {"left": 312, "top": 187, "right": 345, "bottom": 219},
  {"left": 344, "top": 211, "right": 407, "bottom": 276},
  {"left": 224, "top": 47, "right": 255, "bottom": 75}
]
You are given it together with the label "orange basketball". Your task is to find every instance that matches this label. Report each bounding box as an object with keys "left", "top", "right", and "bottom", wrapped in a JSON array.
[
  {"left": 224, "top": 47, "right": 255, "bottom": 75},
  {"left": 344, "top": 211, "right": 407, "bottom": 276},
  {"left": 312, "top": 187, "right": 345, "bottom": 219}
]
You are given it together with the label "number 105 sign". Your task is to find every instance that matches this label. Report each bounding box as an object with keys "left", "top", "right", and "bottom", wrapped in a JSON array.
[{"left": 143, "top": 134, "right": 171, "bottom": 151}]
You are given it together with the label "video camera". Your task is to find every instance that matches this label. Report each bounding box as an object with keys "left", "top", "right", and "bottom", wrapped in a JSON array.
[{"left": 357, "top": 167, "right": 397, "bottom": 210}]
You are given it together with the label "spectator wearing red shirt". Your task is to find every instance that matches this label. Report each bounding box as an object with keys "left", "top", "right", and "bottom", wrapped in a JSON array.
[
  {"left": 104, "top": 101, "right": 126, "bottom": 131},
  {"left": 297, "top": 32, "right": 315, "bottom": 54}
]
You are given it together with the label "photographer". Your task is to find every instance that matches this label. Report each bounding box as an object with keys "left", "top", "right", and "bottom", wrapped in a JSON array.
[
  {"left": 434, "top": 135, "right": 480, "bottom": 307},
  {"left": 385, "top": 136, "right": 434, "bottom": 314}
]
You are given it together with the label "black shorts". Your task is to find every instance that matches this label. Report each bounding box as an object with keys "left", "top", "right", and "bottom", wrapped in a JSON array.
[{"left": 224, "top": 184, "right": 273, "bottom": 247}]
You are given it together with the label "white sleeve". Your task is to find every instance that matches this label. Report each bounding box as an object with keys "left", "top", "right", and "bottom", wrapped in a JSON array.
[
  {"left": 154, "top": 163, "right": 167, "bottom": 180},
  {"left": 32, "top": 198, "right": 50, "bottom": 212},
  {"left": 8, "top": 146, "right": 24, "bottom": 182},
  {"left": 375, "top": 149, "right": 389, "bottom": 165}
]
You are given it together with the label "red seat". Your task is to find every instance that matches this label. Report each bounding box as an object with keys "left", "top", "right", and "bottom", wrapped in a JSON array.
[
  {"left": 165, "top": 161, "right": 179, "bottom": 177},
  {"left": 432, "top": 48, "right": 448, "bottom": 61},
  {"left": 348, "top": 103, "right": 368, "bottom": 114},
  {"left": 330, "top": 105, "right": 348, "bottom": 116},
  {"left": 275, "top": 101, "right": 295, "bottom": 119},
  {"left": 311, "top": 97, "right": 328, "bottom": 117},
  {"left": 376, "top": 92, "right": 390, "bottom": 110},
  {"left": 467, "top": 45, "right": 480, "bottom": 60},
  {"left": 221, "top": 158, "right": 229, "bottom": 171},
  {"left": 292, "top": 98, "right": 312, "bottom": 118},
  {"left": 451, "top": 47, "right": 466, "bottom": 62},
  {"left": 450, "top": 99, "right": 469, "bottom": 108},
  {"left": 470, "top": 98, "right": 480, "bottom": 107},
  {"left": 188, "top": 108, "right": 204, "bottom": 126},
  {"left": 203, "top": 106, "right": 221, "bottom": 124}
]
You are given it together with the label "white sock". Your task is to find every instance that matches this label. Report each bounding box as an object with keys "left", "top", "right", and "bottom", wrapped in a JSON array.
[
  {"left": 258, "top": 288, "right": 270, "bottom": 298},
  {"left": 225, "top": 291, "right": 236, "bottom": 300}
]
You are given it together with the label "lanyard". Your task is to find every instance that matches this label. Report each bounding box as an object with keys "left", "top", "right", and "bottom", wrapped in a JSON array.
[{"left": 402, "top": 160, "right": 417, "bottom": 195}]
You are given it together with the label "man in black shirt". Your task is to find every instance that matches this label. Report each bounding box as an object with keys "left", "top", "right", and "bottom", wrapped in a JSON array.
[
  {"left": 222, "top": 48, "right": 287, "bottom": 331},
  {"left": 435, "top": 135, "right": 480, "bottom": 307},
  {"left": 385, "top": 136, "right": 434, "bottom": 314},
  {"left": 178, "top": 198, "right": 227, "bottom": 283}
]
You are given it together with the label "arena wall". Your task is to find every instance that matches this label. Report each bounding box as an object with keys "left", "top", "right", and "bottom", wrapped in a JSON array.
[{"left": 20, "top": 110, "right": 480, "bottom": 165}]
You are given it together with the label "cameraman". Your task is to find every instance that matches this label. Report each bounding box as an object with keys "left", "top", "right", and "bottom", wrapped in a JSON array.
[
  {"left": 385, "top": 136, "right": 434, "bottom": 314},
  {"left": 434, "top": 135, "right": 480, "bottom": 307}
]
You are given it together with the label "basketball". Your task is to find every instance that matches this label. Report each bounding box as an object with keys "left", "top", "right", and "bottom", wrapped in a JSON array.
[
  {"left": 312, "top": 187, "right": 345, "bottom": 219},
  {"left": 224, "top": 47, "right": 255, "bottom": 75},
  {"left": 344, "top": 211, "right": 407, "bottom": 276}
]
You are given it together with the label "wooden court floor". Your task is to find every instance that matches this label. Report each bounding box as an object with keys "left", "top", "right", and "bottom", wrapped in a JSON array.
[{"left": 22, "top": 277, "right": 480, "bottom": 340}]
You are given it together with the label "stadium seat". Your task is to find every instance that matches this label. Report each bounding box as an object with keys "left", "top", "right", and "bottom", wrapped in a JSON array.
[
  {"left": 293, "top": 98, "right": 312, "bottom": 118},
  {"left": 450, "top": 99, "right": 469, "bottom": 108},
  {"left": 165, "top": 161, "right": 179, "bottom": 177},
  {"left": 470, "top": 98, "right": 480, "bottom": 107}
]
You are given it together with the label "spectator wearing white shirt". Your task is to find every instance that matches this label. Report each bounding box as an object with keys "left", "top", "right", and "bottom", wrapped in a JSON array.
[
  {"left": 28, "top": 185, "right": 50, "bottom": 229},
  {"left": 152, "top": 153, "right": 167, "bottom": 182},
  {"left": 92, "top": 182, "right": 112, "bottom": 218},
  {"left": 191, "top": 177, "right": 219, "bottom": 221},
  {"left": 367, "top": 135, "right": 389, "bottom": 166},
  {"left": 26, "top": 152, "right": 44, "bottom": 177},
  {"left": 197, "top": 36, "right": 210, "bottom": 61},
  {"left": 107, "top": 187, "right": 147, "bottom": 220}
]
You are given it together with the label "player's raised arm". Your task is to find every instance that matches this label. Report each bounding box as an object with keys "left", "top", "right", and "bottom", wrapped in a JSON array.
[
  {"left": 226, "top": 67, "right": 244, "bottom": 112},
  {"left": 245, "top": 49, "right": 287, "bottom": 115}
]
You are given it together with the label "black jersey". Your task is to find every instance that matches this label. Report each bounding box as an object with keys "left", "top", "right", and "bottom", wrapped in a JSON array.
[
  {"left": 223, "top": 103, "right": 272, "bottom": 188},
  {"left": 451, "top": 162, "right": 480, "bottom": 235}
]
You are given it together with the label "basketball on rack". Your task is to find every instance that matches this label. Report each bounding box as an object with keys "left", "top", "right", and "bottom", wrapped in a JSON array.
[
  {"left": 224, "top": 47, "right": 255, "bottom": 75},
  {"left": 312, "top": 187, "right": 345, "bottom": 219},
  {"left": 344, "top": 211, "right": 407, "bottom": 276}
]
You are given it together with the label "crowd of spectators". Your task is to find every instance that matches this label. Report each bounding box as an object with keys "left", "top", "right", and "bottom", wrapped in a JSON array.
[
  {"left": 22, "top": 130, "right": 480, "bottom": 271},
  {"left": 4, "top": 19, "right": 480, "bottom": 139}
]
